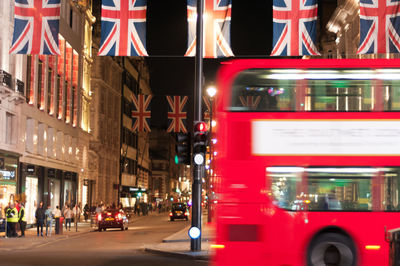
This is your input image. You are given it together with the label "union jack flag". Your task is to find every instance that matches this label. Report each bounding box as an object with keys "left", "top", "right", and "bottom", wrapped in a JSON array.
[
  {"left": 99, "top": 0, "right": 148, "bottom": 56},
  {"left": 239, "top": 96, "right": 261, "bottom": 109},
  {"left": 10, "top": 0, "right": 61, "bottom": 55},
  {"left": 166, "top": 96, "right": 188, "bottom": 133},
  {"left": 358, "top": 0, "right": 400, "bottom": 54},
  {"left": 185, "top": 0, "right": 234, "bottom": 58},
  {"left": 131, "top": 94, "right": 152, "bottom": 132},
  {"left": 271, "top": 0, "right": 319, "bottom": 56}
]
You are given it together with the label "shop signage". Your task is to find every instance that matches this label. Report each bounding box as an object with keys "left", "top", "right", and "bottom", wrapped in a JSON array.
[
  {"left": 48, "top": 168, "right": 55, "bottom": 178},
  {"left": 27, "top": 165, "right": 35, "bottom": 174},
  {"left": 129, "top": 187, "right": 146, "bottom": 192},
  {"left": 0, "top": 170, "right": 15, "bottom": 180}
]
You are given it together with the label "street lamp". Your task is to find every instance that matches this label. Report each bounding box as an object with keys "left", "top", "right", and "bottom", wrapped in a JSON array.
[
  {"left": 206, "top": 86, "right": 217, "bottom": 98},
  {"left": 206, "top": 86, "right": 216, "bottom": 223}
]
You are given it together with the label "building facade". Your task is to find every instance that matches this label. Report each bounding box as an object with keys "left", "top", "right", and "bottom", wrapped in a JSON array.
[
  {"left": 325, "top": 0, "right": 400, "bottom": 59},
  {"left": 91, "top": 0, "right": 152, "bottom": 208},
  {"left": 0, "top": 0, "right": 94, "bottom": 223}
]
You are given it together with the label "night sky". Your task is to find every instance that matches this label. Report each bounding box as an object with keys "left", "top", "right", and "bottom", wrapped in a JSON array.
[{"left": 144, "top": 0, "right": 336, "bottom": 129}]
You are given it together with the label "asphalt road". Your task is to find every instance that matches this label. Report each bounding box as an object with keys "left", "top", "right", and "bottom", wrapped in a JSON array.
[{"left": 0, "top": 213, "right": 209, "bottom": 266}]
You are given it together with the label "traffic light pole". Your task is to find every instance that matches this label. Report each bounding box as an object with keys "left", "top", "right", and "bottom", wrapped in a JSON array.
[{"left": 191, "top": 0, "right": 204, "bottom": 252}]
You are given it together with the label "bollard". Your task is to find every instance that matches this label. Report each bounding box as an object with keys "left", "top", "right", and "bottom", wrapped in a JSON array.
[
  {"left": 4, "top": 218, "right": 7, "bottom": 238},
  {"left": 388, "top": 227, "right": 400, "bottom": 266}
]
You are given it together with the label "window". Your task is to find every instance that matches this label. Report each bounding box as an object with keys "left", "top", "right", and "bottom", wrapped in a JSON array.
[
  {"left": 5, "top": 113, "right": 15, "bottom": 145},
  {"left": 230, "top": 68, "right": 400, "bottom": 112},
  {"left": 55, "top": 75, "right": 60, "bottom": 116},
  {"left": 268, "top": 167, "right": 400, "bottom": 212},
  {"left": 47, "top": 66, "right": 53, "bottom": 113},
  {"left": 69, "top": 8, "right": 73, "bottom": 28},
  {"left": 72, "top": 86, "right": 76, "bottom": 125},
  {"left": 26, "top": 55, "right": 34, "bottom": 104},
  {"left": 37, "top": 123, "right": 45, "bottom": 156}
]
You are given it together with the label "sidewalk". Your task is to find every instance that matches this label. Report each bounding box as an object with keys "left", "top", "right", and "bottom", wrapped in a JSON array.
[
  {"left": 144, "top": 215, "right": 215, "bottom": 261},
  {"left": 0, "top": 221, "right": 94, "bottom": 251},
  {"left": 0, "top": 211, "right": 173, "bottom": 251}
]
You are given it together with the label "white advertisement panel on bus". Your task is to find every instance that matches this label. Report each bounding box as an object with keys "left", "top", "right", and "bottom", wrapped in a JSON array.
[{"left": 252, "top": 120, "right": 400, "bottom": 156}]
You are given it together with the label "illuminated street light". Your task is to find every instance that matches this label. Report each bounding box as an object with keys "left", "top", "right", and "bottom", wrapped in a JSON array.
[{"left": 207, "top": 86, "right": 217, "bottom": 98}]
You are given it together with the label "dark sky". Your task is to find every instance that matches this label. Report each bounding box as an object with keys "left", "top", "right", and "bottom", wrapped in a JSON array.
[
  {"left": 146, "top": 0, "right": 272, "bottom": 128},
  {"left": 145, "top": 0, "right": 336, "bottom": 129}
]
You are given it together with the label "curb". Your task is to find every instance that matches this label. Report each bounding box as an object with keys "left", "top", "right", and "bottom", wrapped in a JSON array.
[{"left": 144, "top": 247, "right": 210, "bottom": 261}]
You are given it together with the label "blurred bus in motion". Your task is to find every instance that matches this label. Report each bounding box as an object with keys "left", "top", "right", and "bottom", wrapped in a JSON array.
[{"left": 212, "top": 59, "right": 400, "bottom": 266}]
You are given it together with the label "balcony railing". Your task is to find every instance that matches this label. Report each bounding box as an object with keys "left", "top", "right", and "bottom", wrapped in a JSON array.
[{"left": 0, "top": 69, "right": 26, "bottom": 105}]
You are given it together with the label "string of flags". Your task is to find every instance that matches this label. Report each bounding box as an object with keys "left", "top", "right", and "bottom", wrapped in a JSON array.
[
  {"left": 10, "top": 0, "right": 400, "bottom": 57},
  {"left": 131, "top": 94, "right": 257, "bottom": 133}
]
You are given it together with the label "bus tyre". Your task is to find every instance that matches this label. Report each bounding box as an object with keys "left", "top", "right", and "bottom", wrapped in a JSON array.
[{"left": 307, "top": 233, "right": 356, "bottom": 266}]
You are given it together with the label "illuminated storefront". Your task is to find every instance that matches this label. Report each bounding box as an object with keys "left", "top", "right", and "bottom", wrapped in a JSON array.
[
  {"left": 20, "top": 163, "right": 77, "bottom": 224},
  {"left": 120, "top": 186, "right": 147, "bottom": 207},
  {"left": 0, "top": 154, "right": 18, "bottom": 211}
]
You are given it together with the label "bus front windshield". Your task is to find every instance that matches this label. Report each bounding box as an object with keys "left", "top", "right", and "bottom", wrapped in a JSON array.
[
  {"left": 230, "top": 68, "right": 400, "bottom": 112},
  {"left": 267, "top": 167, "right": 400, "bottom": 212}
]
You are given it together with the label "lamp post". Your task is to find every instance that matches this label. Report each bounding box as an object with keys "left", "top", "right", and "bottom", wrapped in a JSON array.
[
  {"left": 206, "top": 86, "right": 216, "bottom": 223},
  {"left": 190, "top": 0, "right": 204, "bottom": 252}
]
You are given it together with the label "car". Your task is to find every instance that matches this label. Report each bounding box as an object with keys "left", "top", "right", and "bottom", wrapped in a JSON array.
[
  {"left": 169, "top": 203, "right": 189, "bottom": 221},
  {"left": 97, "top": 209, "right": 128, "bottom": 231}
]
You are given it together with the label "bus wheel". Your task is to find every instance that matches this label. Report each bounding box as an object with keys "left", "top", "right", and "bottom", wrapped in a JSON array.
[{"left": 307, "top": 233, "right": 356, "bottom": 266}]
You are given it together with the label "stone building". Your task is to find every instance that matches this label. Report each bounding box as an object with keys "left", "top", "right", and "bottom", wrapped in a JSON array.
[
  {"left": 0, "top": 0, "right": 94, "bottom": 223},
  {"left": 90, "top": 0, "right": 152, "bottom": 207},
  {"left": 325, "top": 0, "right": 400, "bottom": 59}
]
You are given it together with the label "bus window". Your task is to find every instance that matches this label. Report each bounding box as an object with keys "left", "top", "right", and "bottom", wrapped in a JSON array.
[
  {"left": 229, "top": 68, "right": 400, "bottom": 112},
  {"left": 268, "top": 167, "right": 377, "bottom": 211},
  {"left": 383, "top": 80, "right": 400, "bottom": 111},
  {"left": 384, "top": 169, "right": 400, "bottom": 211}
]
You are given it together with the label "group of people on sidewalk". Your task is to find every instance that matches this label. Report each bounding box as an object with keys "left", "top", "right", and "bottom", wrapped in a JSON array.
[
  {"left": 34, "top": 202, "right": 82, "bottom": 237},
  {"left": 1, "top": 201, "right": 85, "bottom": 238},
  {"left": 3, "top": 201, "right": 27, "bottom": 238}
]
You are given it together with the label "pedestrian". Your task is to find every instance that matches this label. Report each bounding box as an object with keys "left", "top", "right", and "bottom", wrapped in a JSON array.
[
  {"left": 63, "top": 204, "right": 72, "bottom": 231},
  {"left": 45, "top": 205, "right": 54, "bottom": 236},
  {"left": 83, "top": 204, "right": 89, "bottom": 222},
  {"left": 6, "top": 203, "right": 18, "bottom": 237},
  {"left": 18, "top": 202, "right": 27, "bottom": 237},
  {"left": 53, "top": 206, "right": 62, "bottom": 234},
  {"left": 95, "top": 204, "right": 102, "bottom": 214},
  {"left": 73, "top": 203, "right": 81, "bottom": 226},
  {"left": 35, "top": 201, "right": 45, "bottom": 237}
]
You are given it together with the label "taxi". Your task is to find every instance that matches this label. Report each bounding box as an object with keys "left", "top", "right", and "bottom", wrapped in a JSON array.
[{"left": 169, "top": 203, "right": 189, "bottom": 221}]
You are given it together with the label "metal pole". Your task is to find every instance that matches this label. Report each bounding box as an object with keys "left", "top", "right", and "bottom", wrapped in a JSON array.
[
  {"left": 207, "top": 100, "right": 212, "bottom": 223},
  {"left": 191, "top": 0, "right": 204, "bottom": 252}
]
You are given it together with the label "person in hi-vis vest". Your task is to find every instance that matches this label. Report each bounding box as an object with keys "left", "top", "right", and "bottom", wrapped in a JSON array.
[
  {"left": 18, "top": 202, "right": 27, "bottom": 237},
  {"left": 6, "top": 203, "right": 18, "bottom": 237}
]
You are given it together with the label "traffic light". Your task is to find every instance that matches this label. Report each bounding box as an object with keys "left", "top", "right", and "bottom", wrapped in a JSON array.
[
  {"left": 175, "top": 133, "right": 191, "bottom": 165},
  {"left": 193, "top": 121, "right": 208, "bottom": 165}
]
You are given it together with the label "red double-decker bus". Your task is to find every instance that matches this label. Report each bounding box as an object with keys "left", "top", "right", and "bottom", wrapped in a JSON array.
[{"left": 212, "top": 59, "right": 400, "bottom": 266}]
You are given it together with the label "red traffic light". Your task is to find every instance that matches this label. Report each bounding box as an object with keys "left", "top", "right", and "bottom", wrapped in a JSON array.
[{"left": 194, "top": 121, "right": 208, "bottom": 132}]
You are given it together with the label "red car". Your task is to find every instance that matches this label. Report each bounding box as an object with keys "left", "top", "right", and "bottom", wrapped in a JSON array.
[{"left": 97, "top": 209, "right": 128, "bottom": 231}]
